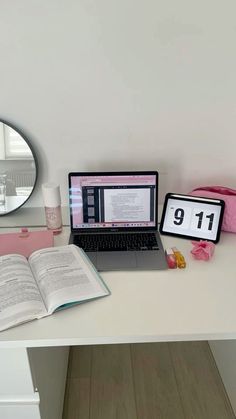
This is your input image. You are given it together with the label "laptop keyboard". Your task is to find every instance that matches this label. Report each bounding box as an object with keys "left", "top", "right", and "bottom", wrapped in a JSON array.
[{"left": 74, "top": 232, "right": 159, "bottom": 252}]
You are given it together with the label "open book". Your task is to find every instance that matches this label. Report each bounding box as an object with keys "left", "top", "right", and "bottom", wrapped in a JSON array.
[{"left": 0, "top": 244, "right": 110, "bottom": 332}]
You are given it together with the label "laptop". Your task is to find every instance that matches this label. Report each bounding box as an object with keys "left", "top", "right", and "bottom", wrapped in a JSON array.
[{"left": 68, "top": 171, "right": 167, "bottom": 271}]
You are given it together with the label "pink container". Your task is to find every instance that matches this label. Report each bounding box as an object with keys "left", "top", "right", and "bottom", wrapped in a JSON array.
[{"left": 190, "top": 186, "right": 236, "bottom": 233}]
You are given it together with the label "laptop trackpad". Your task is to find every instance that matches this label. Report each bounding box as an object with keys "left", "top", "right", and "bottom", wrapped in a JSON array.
[{"left": 97, "top": 251, "right": 136, "bottom": 271}]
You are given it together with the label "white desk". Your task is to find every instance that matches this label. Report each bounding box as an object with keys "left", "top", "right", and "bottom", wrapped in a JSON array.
[
  {"left": 1, "top": 217, "right": 236, "bottom": 418},
  {"left": 1, "top": 227, "right": 236, "bottom": 347}
]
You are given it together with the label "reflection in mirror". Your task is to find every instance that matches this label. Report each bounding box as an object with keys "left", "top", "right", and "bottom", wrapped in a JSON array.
[{"left": 0, "top": 120, "right": 37, "bottom": 215}]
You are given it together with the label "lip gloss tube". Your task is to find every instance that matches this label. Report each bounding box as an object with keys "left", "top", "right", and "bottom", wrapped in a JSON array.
[
  {"left": 165, "top": 248, "right": 177, "bottom": 269},
  {"left": 172, "top": 247, "right": 186, "bottom": 269}
]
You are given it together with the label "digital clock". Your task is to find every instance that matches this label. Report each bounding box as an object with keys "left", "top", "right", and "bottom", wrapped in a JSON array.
[{"left": 159, "top": 193, "right": 225, "bottom": 243}]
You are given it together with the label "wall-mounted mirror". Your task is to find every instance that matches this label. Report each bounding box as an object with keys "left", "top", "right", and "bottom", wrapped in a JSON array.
[{"left": 0, "top": 120, "right": 38, "bottom": 216}]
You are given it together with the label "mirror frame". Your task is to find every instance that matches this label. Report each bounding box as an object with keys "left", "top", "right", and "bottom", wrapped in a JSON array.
[{"left": 0, "top": 119, "right": 38, "bottom": 216}]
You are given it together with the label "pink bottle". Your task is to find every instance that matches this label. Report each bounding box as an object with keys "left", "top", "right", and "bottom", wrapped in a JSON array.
[{"left": 42, "top": 182, "right": 62, "bottom": 234}]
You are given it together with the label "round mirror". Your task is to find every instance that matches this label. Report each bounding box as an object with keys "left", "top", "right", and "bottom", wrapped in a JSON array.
[{"left": 0, "top": 120, "right": 38, "bottom": 216}]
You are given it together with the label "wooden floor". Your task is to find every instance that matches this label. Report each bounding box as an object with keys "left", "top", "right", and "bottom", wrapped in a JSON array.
[{"left": 63, "top": 342, "right": 235, "bottom": 419}]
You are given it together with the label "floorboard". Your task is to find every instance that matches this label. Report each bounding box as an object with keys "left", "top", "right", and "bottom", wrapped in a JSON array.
[
  {"left": 89, "top": 344, "right": 137, "bottom": 419},
  {"left": 63, "top": 346, "right": 92, "bottom": 419},
  {"left": 131, "top": 342, "right": 185, "bottom": 419}
]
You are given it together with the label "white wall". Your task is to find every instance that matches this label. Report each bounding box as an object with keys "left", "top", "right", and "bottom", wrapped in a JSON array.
[{"left": 0, "top": 0, "right": 235, "bottom": 207}]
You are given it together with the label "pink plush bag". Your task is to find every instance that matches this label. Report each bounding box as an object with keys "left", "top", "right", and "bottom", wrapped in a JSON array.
[
  {"left": 190, "top": 186, "right": 236, "bottom": 233},
  {"left": 189, "top": 186, "right": 236, "bottom": 233}
]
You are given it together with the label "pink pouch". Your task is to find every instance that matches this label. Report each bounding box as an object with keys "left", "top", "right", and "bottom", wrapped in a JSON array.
[
  {"left": 189, "top": 186, "right": 236, "bottom": 233},
  {"left": 0, "top": 229, "right": 54, "bottom": 258}
]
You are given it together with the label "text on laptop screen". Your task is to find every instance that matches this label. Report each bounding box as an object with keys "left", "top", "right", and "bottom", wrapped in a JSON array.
[{"left": 69, "top": 174, "right": 157, "bottom": 229}]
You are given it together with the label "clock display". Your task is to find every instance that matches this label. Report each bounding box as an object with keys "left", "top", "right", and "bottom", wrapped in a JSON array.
[{"left": 160, "top": 194, "right": 225, "bottom": 243}]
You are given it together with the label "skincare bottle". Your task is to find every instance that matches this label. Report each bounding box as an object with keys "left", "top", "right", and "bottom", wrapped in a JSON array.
[{"left": 42, "top": 182, "right": 62, "bottom": 234}]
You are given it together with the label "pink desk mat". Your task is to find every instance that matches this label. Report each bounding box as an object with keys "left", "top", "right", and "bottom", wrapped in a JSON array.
[{"left": 0, "top": 229, "right": 54, "bottom": 258}]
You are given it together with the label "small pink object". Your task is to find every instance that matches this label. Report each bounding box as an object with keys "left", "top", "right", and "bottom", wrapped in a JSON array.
[
  {"left": 19, "top": 228, "right": 30, "bottom": 238},
  {"left": 165, "top": 248, "right": 177, "bottom": 269},
  {"left": 191, "top": 241, "right": 215, "bottom": 261}
]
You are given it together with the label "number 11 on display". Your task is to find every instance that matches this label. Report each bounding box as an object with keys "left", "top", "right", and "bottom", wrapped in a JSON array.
[{"left": 191, "top": 209, "right": 216, "bottom": 232}]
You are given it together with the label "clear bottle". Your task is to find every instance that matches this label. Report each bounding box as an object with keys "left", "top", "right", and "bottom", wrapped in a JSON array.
[
  {"left": 0, "top": 174, "right": 6, "bottom": 207},
  {"left": 42, "top": 182, "right": 62, "bottom": 234}
]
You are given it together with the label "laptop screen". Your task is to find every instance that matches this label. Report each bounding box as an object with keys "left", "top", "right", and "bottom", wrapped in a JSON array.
[{"left": 69, "top": 171, "right": 158, "bottom": 231}]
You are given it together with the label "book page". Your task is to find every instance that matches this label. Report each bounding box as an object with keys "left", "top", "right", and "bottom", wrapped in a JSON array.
[
  {"left": 29, "top": 245, "right": 110, "bottom": 314},
  {"left": 0, "top": 254, "right": 47, "bottom": 332}
]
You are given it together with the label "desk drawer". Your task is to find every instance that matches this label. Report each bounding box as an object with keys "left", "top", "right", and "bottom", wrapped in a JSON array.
[
  {"left": 0, "top": 348, "right": 35, "bottom": 395},
  {"left": 0, "top": 403, "right": 41, "bottom": 419}
]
